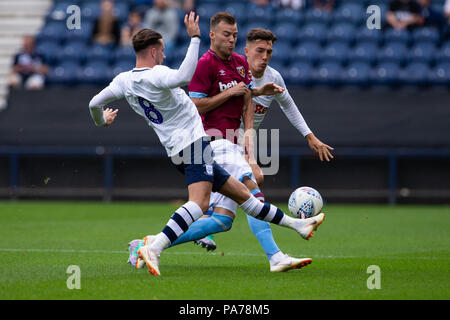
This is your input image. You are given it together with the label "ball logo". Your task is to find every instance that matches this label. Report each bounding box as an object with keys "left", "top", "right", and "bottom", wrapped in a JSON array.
[{"left": 299, "top": 199, "right": 314, "bottom": 219}]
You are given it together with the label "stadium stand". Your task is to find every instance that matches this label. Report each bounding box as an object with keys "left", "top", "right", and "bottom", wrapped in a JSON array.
[{"left": 7, "top": 0, "right": 450, "bottom": 89}]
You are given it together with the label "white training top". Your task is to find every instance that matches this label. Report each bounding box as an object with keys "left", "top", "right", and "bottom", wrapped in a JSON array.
[
  {"left": 89, "top": 37, "right": 207, "bottom": 157},
  {"left": 239, "top": 65, "right": 312, "bottom": 138}
]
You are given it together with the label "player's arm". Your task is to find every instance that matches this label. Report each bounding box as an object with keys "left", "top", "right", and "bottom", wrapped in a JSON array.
[
  {"left": 251, "top": 82, "right": 285, "bottom": 97},
  {"left": 276, "top": 89, "right": 334, "bottom": 162},
  {"left": 153, "top": 12, "right": 201, "bottom": 89},
  {"left": 88, "top": 87, "right": 120, "bottom": 127},
  {"left": 242, "top": 89, "right": 255, "bottom": 163},
  {"left": 192, "top": 82, "right": 249, "bottom": 114}
]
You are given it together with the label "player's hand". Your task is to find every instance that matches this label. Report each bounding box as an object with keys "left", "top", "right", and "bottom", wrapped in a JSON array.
[
  {"left": 306, "top": 134, "right": 334, "bottom": 162},
  {"left": 229, "top": 82, "right": 250, "bottom": 97},
  {"left": 184, "top": 11, "right": 200, "bottom": 38},
  {"left": 260, "top": 82, "right": 285, "bottom": 96},
  {"left": 103, "top": 108, "right": 118, "bottom": 126}
]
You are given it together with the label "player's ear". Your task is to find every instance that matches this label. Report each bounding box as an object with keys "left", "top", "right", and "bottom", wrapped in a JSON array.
[{"left": 244, "top": 46, "right": 248, "bottom": 56}]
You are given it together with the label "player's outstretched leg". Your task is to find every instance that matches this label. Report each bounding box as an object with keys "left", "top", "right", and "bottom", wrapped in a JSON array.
[
  {"left": 167, "top": 210, "right": 233, "bottom": 249},
  {"left": 138, "top": 200, "right": 206, "bottom": 276}
]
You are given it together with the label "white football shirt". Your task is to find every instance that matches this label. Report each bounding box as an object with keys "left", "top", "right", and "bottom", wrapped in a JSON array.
[
  {"left": 239, "top": 65, "right": 312, "bottom": 139},
  {"left": 89, "top": 38, "right": 206, "bottom": 157}
]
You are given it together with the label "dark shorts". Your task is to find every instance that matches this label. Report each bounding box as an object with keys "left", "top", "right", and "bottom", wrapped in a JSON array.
[{"left": 172, "top": 137, "right": 231, "bottom": 192}]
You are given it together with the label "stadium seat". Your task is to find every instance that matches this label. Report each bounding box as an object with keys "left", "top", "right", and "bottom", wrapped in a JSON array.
[
  {"left": 342, "top": 62, "right": 371, "bottom": 86},
  {"left": 319, "top": 42, "right": 349, "bottom": 64},
  {"left": 35, "top": 41, "right": 61, "bottom": 66},
  {"left": 239, "top": 22, "right": 271, "bottom": 44},
  {"left": 196, "top": 3, "right": 221, "bottom": 20},
  {"left": 296, "top": 23, "right": 327, "bottom": 45},
  {"left": 400, "top": 62, "right": 430, "bottom": 86},
  {"left": 274, "top": 8, "right": 303, "bottom": 25},
  {"left": 247, "top": 5, "right": 273, "bottom": 25},
  {"left": 113, "top": 45, "right": 135, "bottom": 63},
  {"left": 326, "top": 22, "right": 356, "bottom": 45},
  {"left": 273, "top": 23, "right": 298, "bottom": 44},
  {"left": 428, "top": 62, "right": 450, "bottom": 85},
  {"left": 47, "top": 1, "right": 74, "bottom": 22},
  {"left": 113, "top": 2, "right": 129, "bottom": 22},
  {"left": 79, "top": 61, "right": 111, "bottom": 84},
  {"left": 304, "top": 8, "right": 332, "bottom": 25},
  {"left": 354, "top": 26, "right": 383, "bottom": 45},
  {"left": 312, "top": 62, "right": 343, "bottom": 86},
  {"left": 407, "top": 42, "right": 436, "bottom": 64},
  {"left": 85, "top": 44, "right": 114, "bottom": 64},
  {"left": 377, "top": 41, "right": 408, "bottom": 65},
  {"left": 47, "top": 61, "right": 80, "bottom": 85},
  {"left": 112, "top": 59, "right": 135, "bottom": 77},
  {"left": 290, "top": 41, "right": 321, "bottom": 65},
  {"left": 61, "top": 20, "right": 93, "bottom": 43},
  {"left": 81, "top": 1, "right": 101, "bottom": 21},
  {"left": 223, "top": 2, "right": 248, "bottom": 23},
  {"left": 412, "top": 27, "right": 441, "bottom": 44},
  {"left": 272, "top": 40, "right": 291, "bottom": 61},
  {"left": 285, "top": 62, "right": 313, "bottom": 86},
  {"left": 371, "top": 62, "right": 401, "bottom": 85},
  {"left": 36, "top": 21, "right": 67, "bottom": 43},
  {"left": 333, "top": 3, "right": 365, "bottom": 25},
  {"left": 57, "top": 41, "right": 87, "bottom": 64},
  {"left": 269, "top": 56, "right": 287, "bottom": 69},
  {"left": 435, "top": 41, "right": 450, "bottom": 63},
  {"left": 383, "top": 28, "right": 412, "bottom": 46},
  {"left": 348, "top": 42, "right": 378, "bottom": 65}
]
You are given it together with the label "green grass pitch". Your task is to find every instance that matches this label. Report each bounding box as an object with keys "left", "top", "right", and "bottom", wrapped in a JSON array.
[{"left": 0, "top": 201, "right": 449, "bottom": 300}]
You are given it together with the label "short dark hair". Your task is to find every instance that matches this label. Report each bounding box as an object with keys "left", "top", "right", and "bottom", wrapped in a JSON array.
[
  {"left": 132, "top": 28, "right": 162, "bottom": 53},
  {"left": 246, "top": 28, "right": 278, "bottom": 44},
  {"left": 210, "top": 12, "right": 236, "bottom": 30}
]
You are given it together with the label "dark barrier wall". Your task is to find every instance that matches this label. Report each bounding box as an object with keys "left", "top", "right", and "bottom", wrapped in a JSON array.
[
  {"left": 1, "top": 87, "right": 449, "bottom": 203},
  {"left": 1, "top": 87, "right": 450, "bottom": 148}
]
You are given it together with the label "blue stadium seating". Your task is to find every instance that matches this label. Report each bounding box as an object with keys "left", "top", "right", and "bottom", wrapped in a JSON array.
[
  {"left": 112, "top": 59, "right": 135, "bottom": 77},
  {"left": 371, "top": 62, "right": 401, "bottom": 85},
  {"left": 57, "top": 41, "right": 87, "bottom": 64},
  {"left": 384, "top": 28, "right": 412, "bottom": 46},
  {"left": 35, "top": 40, "right": 61, "bottom": 66},
  {"left": 342, "top": 62, "right": 371, "bottom": 86},
  {"left": 436, "top": 41, "right": 450, "bottom": 64},
  {"left": 333, "top": 2, "right": 365, "bottom": 25},
  {"left": 290, "top": 42, "right": 321, "bottom": 65},
  {"left": 274, "top": 8, "right": 303, "bottom": 25},
  {"left": 377, "top": 41, "right": 408, "bottom": 65},
  {"left": 313, "top": 62, "right": 343, "bottom": 86},
  {"left": 326, "top": 22, "right": 356, "bottom": 45},
  {"left": 223, "top": 2, "right": 248, "bottom": 23},
  {"left": 114, "top": 45, "right": 135, "bottom": 63},
  {"left": 408, "top": 42, "right": 437, "bottom": 64},
  {"left": 349, "top": 42, "right": 378, "bottom": 65},
  {"left": 296, "top": 23, "right": 327, "bottom": 44},
  {"left": 273, "top": 23, "right": 298, "bottom": 44},
  {"left": 285, "top": 62, "right": 313, "bottom": 86},
  {"left": 35, "top": 0, "right": 449, "bottom": 87},
  {"left": 304, "top": 8, "right": 332, "bottom": 25},
  {"left": 36, "top": 21, "right": 67, "bottom": 43},
  {"left": 85, "top": 44, "right": 114, "bottom": 64},
  {"left": 400, "top": 62, "right": 430, "bottom": 86},
  {"left": 429, "top": 62, "right": 450, "bottom": 85},
  {"left": 47, "top": 61, "right": 80, "bottom": 85},
  {"left": 319, "top": 42, "right": 349, "bottom": 64},
  {"left": 79, "top": 61, "right": 111, "bottom": 84},
  {"left": 247, "top": 5, "right": 273, "bottom": 25},
  {"left": 354, "top": 26, "right": 383, "bottom": 45},
  {"left": 412, "top": 27, "right": 441, "bottom": 44}
]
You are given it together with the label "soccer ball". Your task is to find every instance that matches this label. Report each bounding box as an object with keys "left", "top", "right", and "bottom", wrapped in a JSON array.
[{"left": 288, "top": 186, "right": 323, "bottom": 219}]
